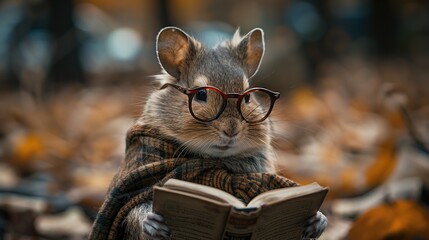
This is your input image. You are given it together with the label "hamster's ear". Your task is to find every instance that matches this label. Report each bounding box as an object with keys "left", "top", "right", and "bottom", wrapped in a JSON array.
[
  {"left": 156, "top": 27, "right": 194, "bottom": 79},
  {"left": 236, "top": 28, "right": 265, "bottom": 78}
]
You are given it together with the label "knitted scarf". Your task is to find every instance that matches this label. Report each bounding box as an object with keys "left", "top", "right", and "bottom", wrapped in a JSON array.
[{"left": 89, "top": 124, "right": 298, "bottom": 239}]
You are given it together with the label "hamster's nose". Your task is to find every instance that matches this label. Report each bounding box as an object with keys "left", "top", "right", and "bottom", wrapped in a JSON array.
[
  {"left": 223, "top": 130, "right": 239, "bottom": 138},
  {"left": 221, "top": 118, "right": 240, "bottom": 138}
]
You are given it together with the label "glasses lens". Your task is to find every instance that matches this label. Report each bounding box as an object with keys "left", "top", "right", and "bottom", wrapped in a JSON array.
[
  {"left": 190, "top": 88, "right": 224, "bottom": 121},
  {"left": 240, "top": 90, "right": 273, "bottom": 122}
]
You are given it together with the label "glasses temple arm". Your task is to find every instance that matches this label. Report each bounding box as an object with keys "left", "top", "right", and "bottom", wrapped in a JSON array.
[{"left": 160, "top": 83, "right": 188, "bottom": 94}]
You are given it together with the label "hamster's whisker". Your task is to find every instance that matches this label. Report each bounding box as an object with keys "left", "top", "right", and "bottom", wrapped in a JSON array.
[
  {"left": 172, "top": 139, "right": 196, "bottom": 172},
  {"left": 190, "top": 134, "right": 216, "bottom": 154},
  {"left": 173, "top": 131, "right": 217, "bottom": 162},
  {"left": 249, "top": 136, "right": 270, "bottom": 147},
  {"left": 200, "top": 138, "right": 217, "bottom": 155},
  {"left": 241, "top": 138, "right": 263, "bottom": 151},
  {"left": 243, "top": 103, "right": 264, "bottom": 119},
  {"left": 174, "top": 139, "right": 194, "bottom": 159},
  {"left": 271, "top": 135, "right": 295, "bottom": 147},
  {"left": 250, "top": 111, "right": 268, "bottom": 121},
  {"left": 270, "top": 138, "right": 294, "bottom": 152}
]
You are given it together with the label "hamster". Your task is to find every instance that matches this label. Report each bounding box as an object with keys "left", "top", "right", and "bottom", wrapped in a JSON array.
[{"left": 124, "top": 27, "right": 327, "bottom": 239}]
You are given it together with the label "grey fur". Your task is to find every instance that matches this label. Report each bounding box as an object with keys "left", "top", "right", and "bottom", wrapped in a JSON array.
[
  {"left": 125, "top": 27, "right": 272, "bottom": 239},
  {"left": 124, "top": 27, "right": 327, "bottom": 239},
  {"left": 125, "top": 202, "right": 152, "bottom": 240}
]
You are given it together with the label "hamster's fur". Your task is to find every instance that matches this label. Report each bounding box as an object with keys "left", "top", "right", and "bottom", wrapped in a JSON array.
[
  {"left": 138, "top": 27, "right": 275, "bottom": 173},
  {"left": 123, "top": 27, "right": 327, "bottom": 239}
]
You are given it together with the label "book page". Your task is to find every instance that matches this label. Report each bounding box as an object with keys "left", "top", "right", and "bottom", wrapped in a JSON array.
[
  {"left": 248, "top": 182, "right": 325, "bottom": 208},
  {"left": 251, "top": 190, "right": 328, "bottom": 240},
  {"left": 153, "top": 187, "right": 231, "bottom": 240},
  {"left": 163, "top": 179, "right": 245, "bottom": 207}
]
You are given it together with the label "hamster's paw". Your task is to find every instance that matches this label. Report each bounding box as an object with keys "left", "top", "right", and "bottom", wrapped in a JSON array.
[
  {"left": 142, "top": 212, "right": 171, "bottom": 240},
  {"left": 302, "top": 211, "right": 327, "bottom": 239}
]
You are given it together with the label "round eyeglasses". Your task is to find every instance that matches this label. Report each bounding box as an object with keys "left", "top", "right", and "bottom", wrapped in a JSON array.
[{"left": 160, "top": 83, "right": 280, "bottom": 123}]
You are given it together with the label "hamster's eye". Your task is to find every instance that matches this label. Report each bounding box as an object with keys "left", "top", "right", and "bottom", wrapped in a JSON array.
[
  {"left": 244, "top": 94, "right": 251, "bottom": 104},
  {"left": 195, "top": 89, "right": 208, "bottom": 102}
]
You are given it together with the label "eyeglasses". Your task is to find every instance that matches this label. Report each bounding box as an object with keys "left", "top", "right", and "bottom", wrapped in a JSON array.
[{"left": 160, "top": 83, "right": 280, "bottom": 123}]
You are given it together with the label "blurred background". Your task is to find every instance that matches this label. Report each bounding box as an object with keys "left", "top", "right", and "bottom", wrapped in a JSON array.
[{"left": 0, "top": 0, "right": 429, "bottom": 239}]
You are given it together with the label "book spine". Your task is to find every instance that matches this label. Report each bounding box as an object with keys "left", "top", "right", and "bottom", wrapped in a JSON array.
[{"left": 221, "top": 208, "right": 261, "bottom": 240}]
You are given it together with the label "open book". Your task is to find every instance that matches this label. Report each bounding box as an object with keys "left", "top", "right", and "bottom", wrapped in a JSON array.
[{"left": 153, "top": 179, "right": 328, "bottom": 240}]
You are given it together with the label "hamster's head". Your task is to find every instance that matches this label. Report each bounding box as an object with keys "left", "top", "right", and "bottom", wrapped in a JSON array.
[{"left": 143, "top": 27, "right": 275, "bottom": 157}]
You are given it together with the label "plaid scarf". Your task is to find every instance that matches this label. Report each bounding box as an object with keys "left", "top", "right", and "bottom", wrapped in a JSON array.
[{"left": 89, "top": 124, "right": 298, "bottom": 239}]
